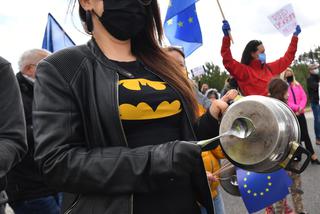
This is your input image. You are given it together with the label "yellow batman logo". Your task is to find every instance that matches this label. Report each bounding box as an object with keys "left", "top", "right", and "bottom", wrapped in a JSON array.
[
  {"left": 120, "top": 100, "right": 182, "bottom": 120},
  {"left": 119, "top": 79, "right": 166, "bottom": 91}
]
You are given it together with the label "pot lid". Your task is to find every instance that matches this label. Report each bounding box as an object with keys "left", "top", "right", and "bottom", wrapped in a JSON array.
[{"left": 220, "top": 96, "right": 283, "bottom": 166}]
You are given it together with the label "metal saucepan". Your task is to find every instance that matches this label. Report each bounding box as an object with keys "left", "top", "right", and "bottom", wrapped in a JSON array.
[{"left": 219, "top": 95, "right": 311, "bottom": 174}]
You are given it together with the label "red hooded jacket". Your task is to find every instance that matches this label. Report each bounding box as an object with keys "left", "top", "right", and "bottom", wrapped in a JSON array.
[{"left": 221, "top": 36, "right": 298, "bottom": 96}]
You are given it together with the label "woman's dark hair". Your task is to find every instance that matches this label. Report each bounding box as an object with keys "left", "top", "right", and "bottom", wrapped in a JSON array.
[
  {"left": 241, "top": 40, "right": 263, "bottom": 65},
  {"left": 268, "top": 78, "right": 289, "bottom": 103},
  {"left": 72, "top": 0, "right": 199, "bottom": 118}
]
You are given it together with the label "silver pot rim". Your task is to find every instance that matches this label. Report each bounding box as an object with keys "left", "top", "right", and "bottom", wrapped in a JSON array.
[{"left": 219, "top": 96, "right": 300, "bottom": 172}]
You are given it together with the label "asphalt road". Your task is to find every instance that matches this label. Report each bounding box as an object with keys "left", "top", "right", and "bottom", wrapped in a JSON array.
[{"left": 221, "top": 111, "right": 320, "bottom": 214}]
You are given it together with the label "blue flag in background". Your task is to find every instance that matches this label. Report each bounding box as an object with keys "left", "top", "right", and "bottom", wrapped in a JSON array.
[
  {"left": 237, "top": 169, "right": 292, "bottom": 213},
  {"left": 165, "top": 0, "right": 199, "bottom": 21},
  {"left": 42, "top": 13, "right": 75, "bottom": 52},
  {"left": 164, "top": 1, "right": 202, "bottom": 57}
]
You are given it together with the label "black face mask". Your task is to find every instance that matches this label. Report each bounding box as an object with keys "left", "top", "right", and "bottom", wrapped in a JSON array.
[
  {"left": 95, "top": 0, "right": 147, "bottom": 41},
  {"left": 286, "top": 76, "right": 294, "bottom": 83}
]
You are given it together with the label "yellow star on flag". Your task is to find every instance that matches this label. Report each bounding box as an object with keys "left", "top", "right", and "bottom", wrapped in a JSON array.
[
  {"left": 188, "top": 17, "right": 193, "bottom": 23},
  {"left": 167, "top": 19, "right": 173, "bottom": 25},
  {"left": 178, "top": 21, "right": 184, "bottom": 27}
]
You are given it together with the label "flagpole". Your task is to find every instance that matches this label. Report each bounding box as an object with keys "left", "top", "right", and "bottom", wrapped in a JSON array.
[{"left": 216, "top": 0, "right": 234, "bottom": 44}]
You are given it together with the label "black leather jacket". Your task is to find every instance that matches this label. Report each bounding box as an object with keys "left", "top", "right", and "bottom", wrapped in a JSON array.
[
  {"left": 0, "top": 57, "right": 27, "bottom": 204},
  {"left": 6, "top": 73, "right": 57, "bottom": 202},
  {"left": 33, "top": 40, "right": 219, "bottom": 214}
]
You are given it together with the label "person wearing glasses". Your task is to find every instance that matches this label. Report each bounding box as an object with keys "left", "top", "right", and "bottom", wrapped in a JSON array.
[
  {"left": 32, "top": 1, "right": 227, "bottom": 214},
  {"left": 221, "top": 20, "right": 301, "bottom": 96}
]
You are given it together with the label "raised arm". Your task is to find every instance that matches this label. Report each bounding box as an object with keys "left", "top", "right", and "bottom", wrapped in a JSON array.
[
  {"left": 267, "top": 26, "right": 301, "bottom": 75},
  {"left": 221, "top": 21, "right": 249, "bottom": 81}
]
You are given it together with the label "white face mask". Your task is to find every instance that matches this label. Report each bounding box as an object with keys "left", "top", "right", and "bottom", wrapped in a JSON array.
[{"left": 313, "top": 68, "right": 319, "bottom": 75}]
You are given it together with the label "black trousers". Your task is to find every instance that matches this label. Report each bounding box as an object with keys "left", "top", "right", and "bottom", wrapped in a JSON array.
[{"left": 297, "top": 114, "right": 315, "bottom": 155}]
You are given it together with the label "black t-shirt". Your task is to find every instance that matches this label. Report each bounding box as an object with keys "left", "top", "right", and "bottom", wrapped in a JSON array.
[
  {"left": 116, "top": 60, "right": 200, "bottom": 214},
  {"left": 118, "top": 60, "right": 182, "bottom": 147}
]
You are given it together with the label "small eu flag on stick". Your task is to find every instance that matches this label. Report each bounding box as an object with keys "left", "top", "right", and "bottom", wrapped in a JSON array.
[{"left": 237, "top": 168, "right": 292, "bottom": 213}]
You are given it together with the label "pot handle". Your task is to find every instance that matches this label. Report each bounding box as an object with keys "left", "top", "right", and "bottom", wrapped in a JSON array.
[{"left": 285, "top": 145, "right": 311, "bottom": 174}]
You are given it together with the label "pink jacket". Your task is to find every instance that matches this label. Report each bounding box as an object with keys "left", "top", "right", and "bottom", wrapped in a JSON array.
[{"left": 288, "top": 83, "right": 307, "bottom": 113}]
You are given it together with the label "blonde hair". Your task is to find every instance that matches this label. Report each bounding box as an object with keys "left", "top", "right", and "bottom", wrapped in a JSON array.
[{"left": 280, "top": 68, "right": 300, "bottom": 86}]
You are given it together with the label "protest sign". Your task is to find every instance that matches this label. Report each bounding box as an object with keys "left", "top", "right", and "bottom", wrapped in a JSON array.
[
  {"left": 191, "top": 65, "right": 206, "bottom": 77},
  {"left": 268, "top": 4, "right": 297, "bottom": 36}
]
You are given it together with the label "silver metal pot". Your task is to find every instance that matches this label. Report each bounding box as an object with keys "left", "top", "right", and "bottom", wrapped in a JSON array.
[{"left": 219, "top": 95, "right": 310, "bottom": 174}]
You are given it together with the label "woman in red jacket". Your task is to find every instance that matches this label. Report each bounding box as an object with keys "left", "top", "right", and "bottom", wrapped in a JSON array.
[{"left": 220, "top": 20, "right": 301, "bottom": 96}]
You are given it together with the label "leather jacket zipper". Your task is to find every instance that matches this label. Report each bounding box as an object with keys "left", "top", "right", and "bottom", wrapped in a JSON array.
[{"left": 115, "top": 73, "right": 133, "bottom": 214}]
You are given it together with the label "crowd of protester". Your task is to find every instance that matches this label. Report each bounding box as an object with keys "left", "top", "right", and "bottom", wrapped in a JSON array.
[{"left": 0, "top": 1, "right": 319, "bottom": 214}]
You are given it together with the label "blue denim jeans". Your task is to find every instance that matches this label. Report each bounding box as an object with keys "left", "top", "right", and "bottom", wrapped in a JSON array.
[
  {"left": 200, "top": 192, "right": 226, "bottom": 214},
  {"left": 10, "top": 193, "right": 62, "bottom": 214},
  {"left": 311, "top": 103, "right": 320, "bottom": 140}
]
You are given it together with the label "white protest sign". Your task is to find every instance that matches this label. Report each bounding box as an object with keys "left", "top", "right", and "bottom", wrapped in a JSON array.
[
  {"left": 268, "top": 4, "right": 297, "bottom": 36},
  {"left": 191, "top": 65, "right": 206, "bottom": 77}
]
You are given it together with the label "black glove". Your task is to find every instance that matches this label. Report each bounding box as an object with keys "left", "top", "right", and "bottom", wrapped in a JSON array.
[{"left": 149, "top": 141, "right": 201, "bottom": 179}]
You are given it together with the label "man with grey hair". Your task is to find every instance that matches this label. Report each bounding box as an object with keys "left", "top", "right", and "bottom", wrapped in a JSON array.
[
  {"left": 6, "top": 49, "right": 62, "bottom": 214},
  {"left": 0, "top": 56, "right": 27, "bottom": 214}
]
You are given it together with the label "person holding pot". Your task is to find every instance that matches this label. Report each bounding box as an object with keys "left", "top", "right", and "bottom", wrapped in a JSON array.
[
  {"left": 221, "top": 20, "right": 301, "bottom": 96},
  {"left": 284, "top": 68, "right": 320, "bottom": 165},
  {"left": 165, "top": 45, "right": 241, "bottom": 214},
  {"left": 307, "top": 63, "right": 320, "bottom": 146},
  {"left": 32, "top": 1, "right": 230, "bottom": 214},
  {"left": 267, "top": 78, "right": 307, "bottom": 214}
]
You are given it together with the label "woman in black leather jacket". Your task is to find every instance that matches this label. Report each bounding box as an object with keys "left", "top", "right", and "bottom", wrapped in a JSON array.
[{"left": 33, "top": 1, "right": 227, "bottom": 213}]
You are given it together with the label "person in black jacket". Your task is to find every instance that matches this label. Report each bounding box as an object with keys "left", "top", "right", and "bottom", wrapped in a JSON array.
[
  {"left": 6, "top": 49, "right": 63, "bottom": 214},
  {"left": 0, "top": 56, "right": 27, "bottom": 214},
  {"left": 32, "top": 0, "right": 229, "bottom": 214},
  {"left": 307, "top": 63, "right": 320, "bottom": 145}
]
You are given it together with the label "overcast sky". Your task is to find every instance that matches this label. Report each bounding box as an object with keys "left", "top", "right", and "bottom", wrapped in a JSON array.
[{"left": 1, "top": 0, "right": 320, "bottom": 72}]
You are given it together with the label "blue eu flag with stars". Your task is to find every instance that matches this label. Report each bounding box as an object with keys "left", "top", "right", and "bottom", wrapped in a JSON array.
[
  {"left": 42, "top": 13, "right": 75, "bottom": 52},
  {"left": 237, "top": 168, "right": 293, "bottom": 213},
  {"left": 164, "top": 0, "right": 202, "bottom": 57}
]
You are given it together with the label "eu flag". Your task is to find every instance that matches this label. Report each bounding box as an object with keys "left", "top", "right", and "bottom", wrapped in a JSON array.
[
  {"left": 164, "top": 1, "right": 202, "bottom": 57},
  {"left": 42, "top": 13, "right": 75, "bottom": 52},
  {"left": 237, "top": 169, "right": 292, "bottom": 213},
  {"left": 165, "top": 0, "right": 199, "bottom": 21}
]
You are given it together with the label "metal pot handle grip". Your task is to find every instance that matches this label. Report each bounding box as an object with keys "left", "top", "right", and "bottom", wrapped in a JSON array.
[{"left": 285, "top": 146, "right": 311, "bottom": 174}]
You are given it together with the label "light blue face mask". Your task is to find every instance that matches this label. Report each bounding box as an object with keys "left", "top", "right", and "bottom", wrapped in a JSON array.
[{"left": 258, "top": 53, "right": 266, "bottom": 64}]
